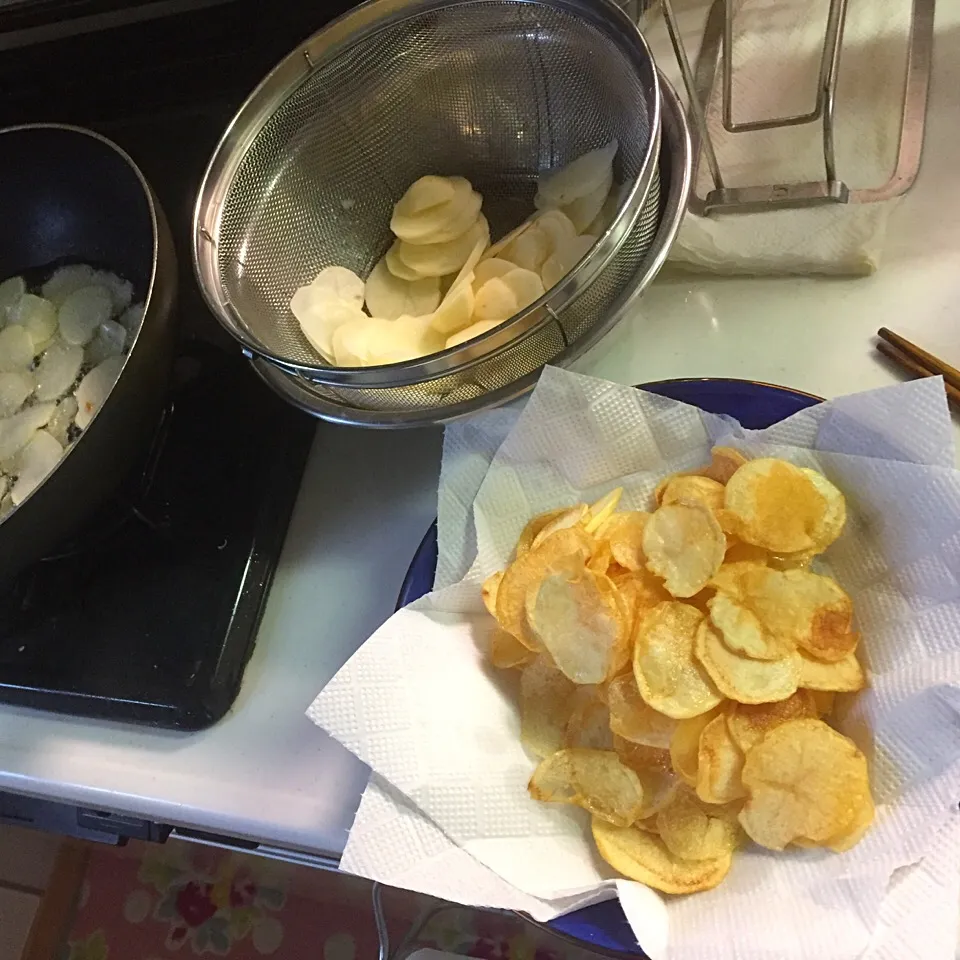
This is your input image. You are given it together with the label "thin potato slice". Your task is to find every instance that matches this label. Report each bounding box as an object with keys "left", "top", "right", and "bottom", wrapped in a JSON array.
[
  {"left": 643, "top": 502, "right": 726, "bottom": 598},
  {"left": 489, "top": 628, "right": 536, "bottom": 669},
  {"left": 565, "top": 687, "right": 614, "bottom": 750},
  {"left": 724, "top": 541, "right": 769, "bottom": 566},
  {"left": 611, "top": 737, "right": 678, "bottom": 818},
  {"left": 596, "top": 511, "right": 650, "bottom": 572},
  {"left": 364, "top": 257, "right": 440, "bottom": 320},
  {"left": 392, "top": 175, "right": 455, "bottom": 218},
  {"left": 592, "top": 818, "right": 732, "bottom": 894},
  {"left": 700, "top": 446, "right": 748, "bottom": 485},
  {"left": 431, "top": 276, "right": 476, "bottom": 336},
  {"left": 607, "top": 672, "right": 678, "bottom": 748},
  {"left": 534, "top": 209, "right": 578, "bottom": 252},
  {"left": 669, "top": 705, "right": 723, "bottom": 787},
  {"left": 505, "top": 224, "right": 550, "bottom": 272},
  {"left": 527, "top": 560, "right": 628, "bottom": 683},
  {"left": 585, "top": 488, "right": 623, "bottom": 533},
  {"left": 611, "top": 569, "right": 672, "bottom": 636},
  {"left": 529, "top": 748, "right": 645, "bottom": 826},
  {"left": 474, "top": 257, "right": 517, "bottom": 288},
  {"left": 657, "top": 787, "right": 739, "bottom": 861},
  {"left": 802, "top": 468, "right": 847, "bottom": 552},
  {"left": 482, "top": 571, "right": 502, "bottom": 617},
  {"left": 390, "top": 177, "right": 482, "bottom": 244},
  {"left": 696, "top": 714, "right": 746, "bottom": 804},
  {"left": 473, "top": 276, "right": 519, "bottom": 324},
  {"left": 520, "top": 657, "right": 575, "bottom": 758},
  {"left": 780, "top": 570, "right": 856, "bottom": 662},
  {"left": 396, "top": 215, "right": 489, "bottom": 278},
  {"left": 531, "top": 504, "right": 589, "bottom": 551},
  {"left": 725, "top": 691, "right": 818, "bottom": 753},
  {"left": 707, "top": 589, "right": 794, "bottom": 661},
  {"left": 495, "top": 526, "right": 593, "bottom": 649},
  {"left": 501, "top": 267, "right": 545, "bottom": 310},
  {"left": 446, "top": 319, "right": 499, "bottom": 349},
  {"left": 739, "top": 719, "right": 871, "bottom": 850},
  {"left": 824, "top": 792, "right": 875, "bottom": 853},
  {"left": 537, "top": 139, "right": 619, "bottom": 207},
  {"left": 798, "top": 650, "right": 865, "bottom": 692},
  {"left": 723, "top": 458, "right": 831, "bottom": 553},
  {"left": 516, "top": 507, "right": 571, "bottom": 558},
  {"left": 633, "top": 602, "right": 722, "bottom": 720},
  {"left": 694, "top": 621, "right": 800, "bottom": 704},
  {"left": 659, "top": 476, "right": 726, "bottom": 518},
  {"left": 563, "top": 172, "right": 613, "bottom": 232},
  {"left": 810, "top": 690, "right": 836, "bottom": 717}
]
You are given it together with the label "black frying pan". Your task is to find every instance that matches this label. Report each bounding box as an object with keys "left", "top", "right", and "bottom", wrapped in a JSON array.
[{"left": 0, "top": 124, "right": 178, "bottom": 581}]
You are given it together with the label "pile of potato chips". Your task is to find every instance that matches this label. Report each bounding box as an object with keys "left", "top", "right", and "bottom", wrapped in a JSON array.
[{"left": 482, "top": 448, "right": 874, "bottom": 894}]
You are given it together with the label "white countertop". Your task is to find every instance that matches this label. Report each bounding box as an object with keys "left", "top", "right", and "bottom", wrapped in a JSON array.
[{"left": 0, "top": 8, "right": 958, "bottom": 863}]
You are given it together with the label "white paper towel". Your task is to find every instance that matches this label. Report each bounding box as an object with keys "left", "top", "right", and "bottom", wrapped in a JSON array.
[
  {"left": 310, "top": 370, "right": 960, "bottom": 960},
  {"left": 644, "top": 0, "right": 912, "bottom": 274}
]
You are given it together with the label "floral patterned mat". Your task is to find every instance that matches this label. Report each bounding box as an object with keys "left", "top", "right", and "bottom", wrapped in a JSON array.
[{"left": 60, "top": 839, "right": 608, "bottom": 960}]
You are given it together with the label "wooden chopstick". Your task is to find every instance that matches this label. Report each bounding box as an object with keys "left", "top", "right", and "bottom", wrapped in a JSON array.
[
  {"left": 876, "top": 337, "right": 960, "bottom": 409},
  {"left": 877, "top": 327, "right": 960, "bottom": 393}
]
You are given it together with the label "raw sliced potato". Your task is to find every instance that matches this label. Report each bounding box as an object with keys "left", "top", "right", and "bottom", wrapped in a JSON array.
[
  {"left": 364, "top": 258, "right": 440, "bottom": 320},
  {"left": 384, "top": 241, "right": 424, "bottom": 281},
  {"left": 395, "top": 215, "right": 489, "bottom": 278},
  {"left": 308, "top": 265, "right": 365, "bottom": 308},
  {"left": 541, "top": 234, "right": 597, "bottom": 291},
  {"left": 392, "top": 177, "right": 482, "bottom": 245},
  {"left": 392, "top": 175, "right": 456, "bottom": 218},
  {"left": 534, "top": 209, "right": 579, "bottom": 252},
  {"left": 536, "top": 139, "right": 619, "bottom": 207},
  {"left": 474, "top": 257, "right": 517, "bottom": 288},
  {"left": 292, "top": 288, "right": 367, "bottom": 361},
  {"left": 431, "top": 279, "right": 476, "bottom": 336},
  {"left": 501, "top": 267, "right": 545, "bottom": 311},
  {"left": 445, "top": 319, "right": 499, "bottom": 349},
  {"left": 563, "top": 172, "right": 613, "bottom": 233},
  {"left": 474, "top": 277, "right": 519, "bottom": 324}
]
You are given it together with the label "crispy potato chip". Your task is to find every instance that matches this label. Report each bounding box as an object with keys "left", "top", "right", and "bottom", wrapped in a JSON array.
[
  {"left": 592, "top": 818, "right": 732, "bottom": 894},
  {"left": 669, "top": 705, "right": 724, "bottom": 786},
  {"left": 656, "top": 787, "right": 739, "bottom": 861},
  {"left": 643, "top": 502, "right": 726, "bottom": 598},
  {"left": 587, "top": 538, "right": 614, "bottom": 576},
  {"left": 660, "top": 476, "right": 726, "bottom": 518},
  {"left": 515, "top": 507, "right": 571, "bottom": 557},
  {"left": 738, "top": 719, "right": 871, "bottom": 850},
  {"left": 526, "top": 560, "right": 628, "bottom": 683},
  {"left": 781, "top": 570, "right": 855, "bottom": 662},
  {"left": 694, "top": 621, "right": 801, "bottom": 704},
  {"left": 596, "top": 511, "right": 650, "bottom": 572},
  {"left": 700, "top": 447, "right": 749, "bottom": 485},
  {"left": 824, "top": 791, "right": 875, "bottom": 853},
  {"left": 520, "top": 656, "right": 575, "bottom": 758},
  {"left": 634, "top": 602, "right": 722, "bottom": 719},
  {"left": 612, "top": 737, "right": 678, "bottom": 818},
  {"left": 611, "top": 568, "right": 672, "bottom": 621},
  {"left": 696, "top": 714, "right": 747, "bottom": 804},
  {"left": 529, "top": 748, "right": 646, "bottom": 826},
  {"left": 798, "top": 650, "right": 865, "bottom": 692},
  {"left": 707, "top": 589, "right": 794, "bottom": 661},
  {"left": 767, "top": 549, "right": 817, "bottom": 571},
  {"left": 802, "top": 468, "right": 847, "bottom": 552},
  {"left": 724, "top": 541, "right": 769, "bottom": 566},
  {"left": 724, "top": 458, "right": 830, "bottom": 553},
  {"left": 482, "top": 571, "right": 502, "bottom": 618},
  {"left": 725, "top": 691, "right": 818, "bottom": 752},
  {"left": 810, "top": 690, "right": 836, "bottom": 717},
  {"left": 489, "top": 628, "right": 536, "bottom": 669},
  {"left": 565, "top": 687, "right": 614, "bottom": 750},
  {"left": 531, "top": 505, "right": 589, "bottom": 551},
  {"left": 496, "top": 526, "right": 593, "bottom": 649},
  {"left": 608, "top": 672, "right": 678, "bottom": 748},
  {"left": 585, "top": 488, "right": 623, "bottom": 533}
]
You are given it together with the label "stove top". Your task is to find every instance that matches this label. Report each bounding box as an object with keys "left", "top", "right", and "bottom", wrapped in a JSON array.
[{"left": 0, "top": 0, "right": 343, "bottom": 728}]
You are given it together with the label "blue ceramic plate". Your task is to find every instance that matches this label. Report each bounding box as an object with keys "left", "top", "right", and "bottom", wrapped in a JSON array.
[{"left": 395, "top": 378, "right": 821, "bottom": 957}]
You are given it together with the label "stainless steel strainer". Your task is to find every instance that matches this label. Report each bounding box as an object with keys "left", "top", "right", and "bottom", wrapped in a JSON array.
[{"left": 194, "top": 0, "right": 663, "bottom": 419}]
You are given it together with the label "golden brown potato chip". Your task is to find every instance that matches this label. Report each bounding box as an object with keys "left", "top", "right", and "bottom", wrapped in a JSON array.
[
  {"left": 527, "top": 560, "right": 629, "bottom": 683},
  {"left": 565, "top": 687, "right": 614, "bottom": 750},
  {"left": 587, "top": 538, "right": 614, "bottom": 576},
  {"left": 520, "top": 656, "right": 575, "bottom": 758},
  {"left": 802, "top": 468, "right": 847, "bottom": 552},
  {"left": 798, "top": 649, "right": 865, "bottom": 692},
  {"left": 634, "top": 602, "right": 722, "bottom": 719},
  {"left": 643, "top": 502, "right": 726, "bottom": 598},
  {"left": 516, "top": 507, "right": 570, "bottom": 557},
  {"left": 660, "top": 476, "right": 726, "bottom": 518},
  {"left": 656, "top": 787, "right": 739, "bottom": 861},
  {"left": 585, "top": 488, "right": 623, "bottom": 533},
  {"left": 607, "top": 672, "right": 678, "bottom": 748},
  {"left": 529, "top": 748, "right": 646, "bottom": 826},
  {"left": 596, "top": 512, "right": 650, "bottom": 572},
  {"left": 489, "top": 628, "right": 537, "bottom": 669},
  {"left": 725, "top": 691, "right": 818, "bottom": 753},
  {"left": 707, "top": 588, "right": 795, "bottom": 661},
  {"left": 724, "top": 541, "right": 770, "bottom": 566},
  {"left": 694, "top": 621, "right": 801, "bottom": 704},
  {"left": 531, "top": 504, "right": 589, "bottom": 551},
  {"left": 767, "top": 549, "right": 817, "bottom": 571},
  {"left": 482, "top": 571, "right": 502, "bottom": 618},
  {"left": 669, "top": 705, "right": 724, "bottom": 786},
  {"left": 696, "top": 714, "right": 747, "bottom": 804},
  {"left": 724, "top": 458, "right": 830, "bottom": 553},
  {"left": 611, "top": 737, "right": 678, "bottom": 818},
  {"left": 739, "top": 719, "right": 871, "bottom": 850},
  {"left": 700, "top": 447, "right": 749, "bottom": 485},
  {"left": 824, "top": 791, "right": 875, "bottom": 853},
  {"left": 810, "top": 690, "right": 836, "bottom": 717},
  {"left": 592, "top": 817, "right": 732, "bottom": 894},
  {"left": 496, "top": 526, "right": 593, "bottom": 649}
]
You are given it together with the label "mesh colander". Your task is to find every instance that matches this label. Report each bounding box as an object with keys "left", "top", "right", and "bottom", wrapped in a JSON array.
[{"left": 193, "top": 0, "right": 662, "bottom": 419}]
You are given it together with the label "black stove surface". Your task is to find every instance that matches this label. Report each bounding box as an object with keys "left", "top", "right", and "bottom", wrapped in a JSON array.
[{"left": 0, "top": 0, "right": 346, "bottom": 728}]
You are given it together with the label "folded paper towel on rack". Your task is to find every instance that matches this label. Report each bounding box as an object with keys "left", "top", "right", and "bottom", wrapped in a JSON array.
[{"left": 644, "top": 0, "right": 918, "bottom": 275}]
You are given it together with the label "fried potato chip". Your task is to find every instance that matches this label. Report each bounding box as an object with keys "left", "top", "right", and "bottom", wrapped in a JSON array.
[
  {"left": 694, "top": 621, "right": 801, "bottom": 704},
  {"left": 824, "top": 791, "right": 875, "bottom": 853},
  {"left": 700, "top": 446, "right": 749, "bottom": 485},
  {"left": 585, "top": 488, "right": 623, "bottom": 533},
  {"left": 634, "top": 603, "right": 722, "bottom": 719},
  {"left": 767, "top": 549, "right": 817, "bottom": 571},
  {"left": 798, "top": 649, "right": 865, "bottom": 692},
  {"left": 643, "top": 502, "right": 726, "bottom": 598},
  {"left": 529, "top": 748, "right": 646, "bottom": 826},
  {"left": 810, "top": 690, "right": 836, "bottom": 717},
  {"left": 738, "top": 719, "right": 871, "bottom": 850},
  {"left": 723, "top": 458, "right": 831, "bottom": 553},
  {"left": 802, "top": 467, "right": 847, "bottom": 552},
  {"left": 725, "top": 691, "right": 818, "bottom": 753},
  {"left": 656, "top": 787, "right": 739, "bottom": 861},
  {"left": 496, "top": 526, "right": 593, "bottom": 649},
  {"left": 779, "top": 570, "right": 856, "bottom": 662},
  {"left": 669, "top": 705, "right": 724, "bottom": 786},
  {"left": 531, "top": 504, "right": 589, "bottom": 551},
  {"left": 707, "top": 588, "right": 794, "bottom": 661},
  {"left": 723, "top": 541, "right": 769, "bottom": 566},
  {"left": 565, "top": 687, "right": 614, "bottom": 750},
  {"left": 516, "top": 507, "right": 570, "bottom": 557},
  {"left": 596, "top": 511, "right": 650, "bottom": 572},
  {"left": 526, "top": 560, "right": 628, "bottom": 683},
  {"left": 592, "top": 818, "right": 732, "bottom": 894},
  {"left": 612, "top": 737, "right": 678, "bottom": 818},
  {"left": 611, "top": 568, "right": 672, "bottom": 622},
  {"left": 696, "top": 714, "right": 746, "bottom": 804},
  {"left": 520, "top": 656, "right": 575, "bottom": 758},
  {"left": 660, "top": 476, "right": 726, "bottom": 518},
  {"left": 482, "top": 570, "right": 502, "bottom": 618},
  {"left": 607, "top": 672, "right": 678, "bottom": 748},
  {"left": 489, "top": 628, "right": 536, "bottom": 669}
]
